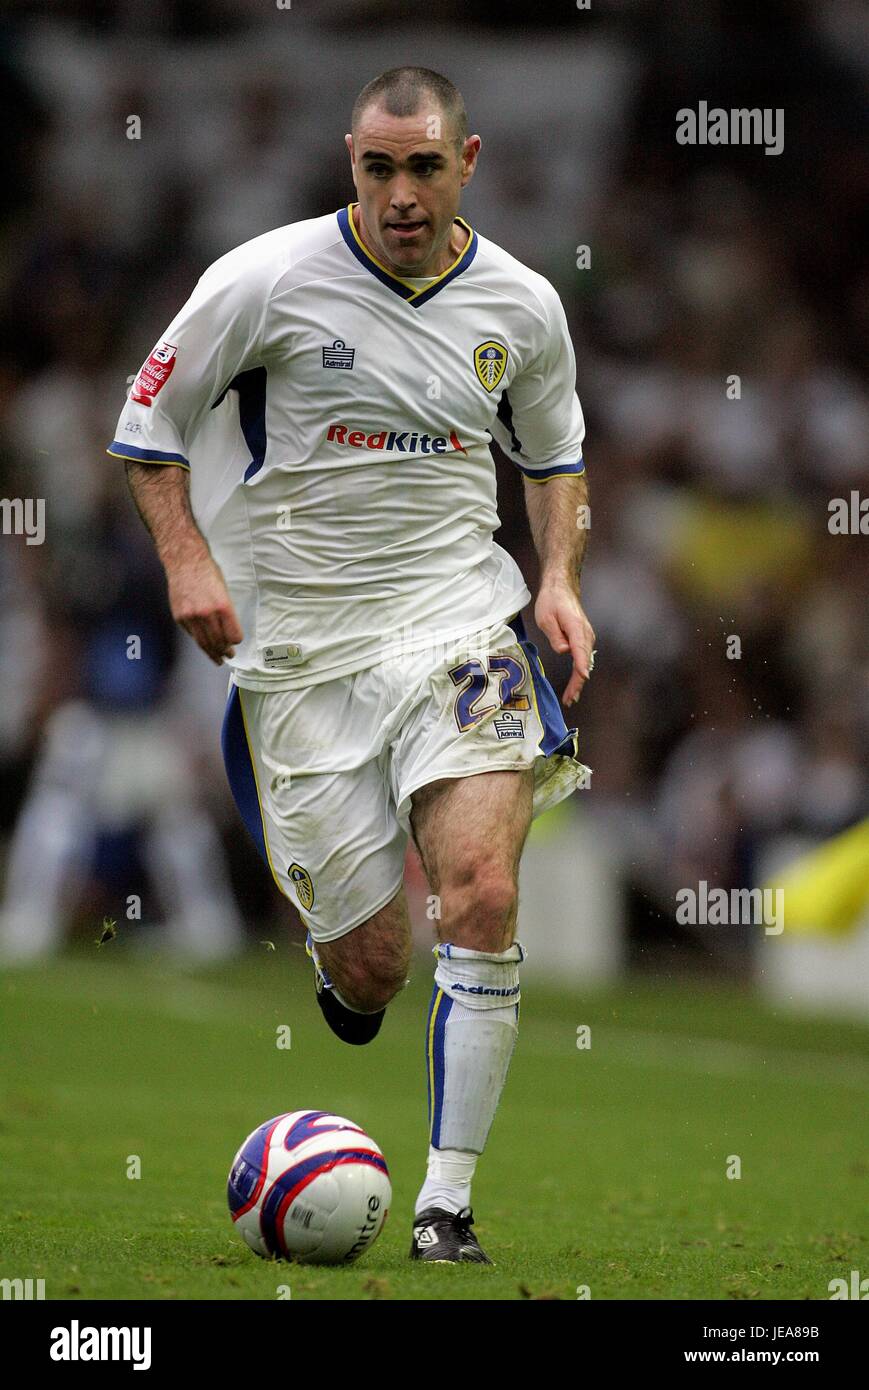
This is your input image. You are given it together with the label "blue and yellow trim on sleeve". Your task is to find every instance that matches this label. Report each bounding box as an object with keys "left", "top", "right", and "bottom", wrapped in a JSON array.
[
  {"left": 107, "top": 442, "right": 190, "bottom": 470},
  {"left": 337, "top": 204, "right": 477, "bottom": 306},
  {"left": 515, "top": 456, "right": 585, "bottom": 482}
]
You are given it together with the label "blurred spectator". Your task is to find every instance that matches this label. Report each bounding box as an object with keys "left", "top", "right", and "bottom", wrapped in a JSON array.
[{"left": 0, "top": 483, "right": 245, "bottom": 962}]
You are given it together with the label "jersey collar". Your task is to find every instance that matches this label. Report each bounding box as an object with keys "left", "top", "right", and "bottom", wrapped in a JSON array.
[{"left": 337, "top": 204, "right": 477, "bottom": 306}]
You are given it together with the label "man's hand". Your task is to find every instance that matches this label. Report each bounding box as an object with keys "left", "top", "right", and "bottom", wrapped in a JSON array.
[
  {"left": 166, "top": 547, "right": 243, "bottom": 665},
  {"left": 123, "top": 460, "right": 242, "bottom": 665},
  {"left": 534, "top": 580, "right": 596, "bottom": 706}
]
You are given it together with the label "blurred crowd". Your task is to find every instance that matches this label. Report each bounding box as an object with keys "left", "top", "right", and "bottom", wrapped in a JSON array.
[{"left": 0, "top": 1, "right": 866, "bottom": 969}]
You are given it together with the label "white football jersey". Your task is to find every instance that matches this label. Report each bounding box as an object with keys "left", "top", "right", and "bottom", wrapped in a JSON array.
[{"left": 109, "top": 206, "right": 585, "bottom": 689}]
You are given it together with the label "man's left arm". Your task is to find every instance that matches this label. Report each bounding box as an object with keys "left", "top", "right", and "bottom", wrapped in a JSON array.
[
  {"left": 523, "top": 470, "right": 595, "bottom": 707},
  {"left": 487, "top": 278, "right": 595, "bottom": 706}
]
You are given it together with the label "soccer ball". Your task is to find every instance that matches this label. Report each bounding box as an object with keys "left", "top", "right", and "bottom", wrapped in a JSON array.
[{"left": 227, "top": 1110, "right": 391, "bottom": 1264}]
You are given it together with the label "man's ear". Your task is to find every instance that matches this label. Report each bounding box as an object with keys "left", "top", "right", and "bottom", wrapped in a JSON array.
[
  {"left": 344, "top": 132, "right": 358, "bottom": 189},
  {"left": 460, "top": 134, "right": 482, "bottom": 188}
]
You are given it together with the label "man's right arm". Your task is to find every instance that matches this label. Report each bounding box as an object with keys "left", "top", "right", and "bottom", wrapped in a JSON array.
[
  {"left": 125, "top": 460, "right": 242, "bottom": 665},
  {"left": 111, "top": 247, "right": 268, "bottom": 664}
]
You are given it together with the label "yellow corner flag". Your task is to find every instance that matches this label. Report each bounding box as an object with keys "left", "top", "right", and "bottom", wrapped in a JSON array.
[{"left": 764, "top": 818, "right": 869, "bottom": 935}]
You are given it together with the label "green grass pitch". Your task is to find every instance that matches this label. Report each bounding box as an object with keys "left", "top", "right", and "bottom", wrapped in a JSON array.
[{"left": 1, "top": 943, "right": 866, "bottom": 1300}]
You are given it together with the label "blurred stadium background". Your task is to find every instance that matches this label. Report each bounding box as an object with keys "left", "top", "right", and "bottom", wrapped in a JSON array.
[
  {"left": 1, "top": 0, "right": 866, "bottom": 1005},
  {"left": 0, "top": 0, "right": 867, "bottom": 1302}
]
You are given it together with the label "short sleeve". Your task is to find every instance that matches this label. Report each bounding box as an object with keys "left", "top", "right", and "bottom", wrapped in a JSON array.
[
  {"left": 489, "top": 279, "right": 586, "bottom": 481},
  {"left": 107, "top": 250, "right": 267, "bottom": 471}
]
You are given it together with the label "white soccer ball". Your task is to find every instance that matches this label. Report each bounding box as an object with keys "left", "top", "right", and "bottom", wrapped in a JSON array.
[{"left": 227, "top": 1110, "right": 391, "bottom": 1264}]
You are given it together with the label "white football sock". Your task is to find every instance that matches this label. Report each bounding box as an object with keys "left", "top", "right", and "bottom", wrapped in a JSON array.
[
  {"left": 416, "top": 942, "right": 524, "bottom": 1218},
  {"left": 416, "top": 1146, "right": 478, "bottom": 1217}
]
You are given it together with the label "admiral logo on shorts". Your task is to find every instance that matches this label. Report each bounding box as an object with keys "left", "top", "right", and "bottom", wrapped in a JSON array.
[
  {"left": 326, "top": 423, "right": 468, "bottom": 455},
  {"left": 493, "top": 711, "right": 525, "bottom": 741}
]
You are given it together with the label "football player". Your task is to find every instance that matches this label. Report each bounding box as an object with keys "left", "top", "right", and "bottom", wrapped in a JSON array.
[{"left": 110, "top": 66, "right": 595, "bottom": 1264}]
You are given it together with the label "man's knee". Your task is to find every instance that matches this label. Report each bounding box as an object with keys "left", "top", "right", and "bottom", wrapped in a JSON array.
[
  {"left": 329, "top": 953, "right": 408, "bottom": 1013},
  {"left": 439, "top": 860, "right": 519, "bottom": 950},
  {"left": 317, "top": 897, "right": 411, "bottom": 1013}
]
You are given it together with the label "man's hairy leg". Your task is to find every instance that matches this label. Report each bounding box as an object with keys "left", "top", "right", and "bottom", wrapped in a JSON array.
[
  {"left": 410, "top": 768, "right": 534, "bottom": 950},
  {"left": 315, "top": 888, "right": 412, "bottom": 1014},
  {"left": 407, "top": 768, "right": 534, "bottom": 1228}
]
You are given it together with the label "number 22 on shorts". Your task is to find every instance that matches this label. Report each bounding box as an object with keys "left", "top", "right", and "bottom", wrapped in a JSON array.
[{"left": 448, "top": 654, "right": 531, "bottom": 733}]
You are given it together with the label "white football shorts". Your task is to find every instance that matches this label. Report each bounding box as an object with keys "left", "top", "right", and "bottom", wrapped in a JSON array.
[{"left": 221, "top": 613, "right": 589, "bottom": 942}]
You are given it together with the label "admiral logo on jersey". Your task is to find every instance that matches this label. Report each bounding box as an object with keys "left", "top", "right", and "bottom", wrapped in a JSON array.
[
  {"left": 322, "top": 339, "right": 355, "bottom": 369},
  {"left": 131, "top": 342, "right": 177, "bottom": 407}
]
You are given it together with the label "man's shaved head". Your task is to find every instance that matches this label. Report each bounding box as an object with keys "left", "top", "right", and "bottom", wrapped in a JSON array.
[
  {"left": 345, "top": 66, "right": 479, "bottom": 277},
  {"left": 352, "top": 66, "right": 469, "bottom": 150}
]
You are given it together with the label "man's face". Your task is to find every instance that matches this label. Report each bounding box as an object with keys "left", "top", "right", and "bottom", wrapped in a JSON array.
[{"left": 345, "top": 103, "right": 480, "bottom": 276}]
